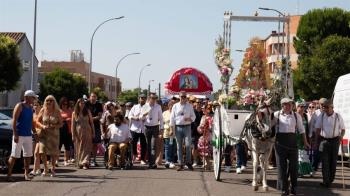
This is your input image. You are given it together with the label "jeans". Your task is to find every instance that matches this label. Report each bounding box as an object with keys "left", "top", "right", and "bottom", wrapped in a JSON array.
[
  {"left": 164, "top": 138, "right": 176, "bottom": 163},
  {"left": 131, "top": 131, "right": 147, "bottom": 161},
  {"left": 145, "top": 125, "right": 160, "bottom": 166},
  {"left": 236, "top": 142, "right": 247, "bottom": 168},
  {"left": 175, "top": 125, "right": 192, "bottom": 165}
]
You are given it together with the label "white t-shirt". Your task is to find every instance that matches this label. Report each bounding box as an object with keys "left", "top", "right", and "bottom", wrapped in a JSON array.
[
  {"left": 107, "top": 123, "right": 132, "bottom": 143},
  {"left": 315, "top": 112, "right": 345, "bottom": 138}
]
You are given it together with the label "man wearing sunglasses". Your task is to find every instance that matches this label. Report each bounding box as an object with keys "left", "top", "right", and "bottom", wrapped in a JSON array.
[{"left": 169, "top": 91, "right": 196, "bottom": 171}]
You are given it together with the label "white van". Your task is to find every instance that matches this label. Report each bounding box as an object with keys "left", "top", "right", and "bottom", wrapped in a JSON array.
[{"left": 333, "top": 73, "right": 350, "bottom": 158}]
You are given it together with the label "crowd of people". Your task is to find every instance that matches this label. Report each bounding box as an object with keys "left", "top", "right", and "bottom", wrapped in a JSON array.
[{"left": 5, "top": 89, "right": 346, "bottom": 195}]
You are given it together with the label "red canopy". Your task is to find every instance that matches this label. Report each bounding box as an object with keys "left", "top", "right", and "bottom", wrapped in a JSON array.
[{"left": 165, "top": 67, "right": 213, "bottom": 95}]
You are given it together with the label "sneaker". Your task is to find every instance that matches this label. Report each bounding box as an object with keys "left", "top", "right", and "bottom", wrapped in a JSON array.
[
  {"left": 50, "top": 170, "right": 56, "bottom": 177},
  {"left": 236, "top": 168, "right": 242, "bottom": 174},
  {"left": 90, "top": 161, "right": 96, "bottom": 167},
  {"left": 35, "top": 170, "right": 42, "bottom": 176},
  {"left": 64, "top": 161, "right": 69, "bottom": 166},
  {"left": 224, "top": 166, "right": 231, "bottom": 173},
  {"left": 24, "top": 174, "right": 32, "bottom": 181},
  {"left": 185, "top": 163, "right": 194, "bottom": 171},
  {"left": 192, "top": 162, "right": 198, "bottom": 167},
  {"left": 241, "top": 166, "right": 246, "bottom": 171},
  {"left": 165, "top": 162, "right": 170, "bottom": 169},
  {"left": 148, "top": 164, "right": 157, "bottom": 169},
  {"left": 70, "top": 159, "right": 75, "bottom": 163},
  {"left": 169, "top": 162, "right": 175, "bottom": 169},
  {"left": 29, "top": 171, "right": 36, "bottom": 177},
  {"left": 176, "top": 165, "right": 184, "bottom": 171},
  {"left": 268, "top": 165, "right": 275, "bottom": 170},
  {"left": 140, "top": 160, "right": 147, "bottom": 165}
]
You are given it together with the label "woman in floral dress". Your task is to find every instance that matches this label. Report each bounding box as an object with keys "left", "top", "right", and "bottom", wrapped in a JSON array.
[
  {"left": 197, "top": 104, "right": 213, "bottom": 170},
  {"left": 296, "top": 102, "right": 313, "bottom": 176}
]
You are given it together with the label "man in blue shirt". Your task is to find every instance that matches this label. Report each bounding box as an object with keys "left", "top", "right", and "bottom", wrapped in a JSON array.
[{"left": 7, "top": 90, "right": 37, "bottom": 181}]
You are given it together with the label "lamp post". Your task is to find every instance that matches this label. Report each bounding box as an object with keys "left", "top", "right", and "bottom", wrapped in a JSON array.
[
  {"left": 115, "top": 52, "right": 140, "bottom": 97},
  {"left": 147, "top": 80, "right": 154, "bottom": 97},
  {"left": 138, "top": 64, "right": 151, "bottom": 95},
  {"left": 31, "top": 0, "right": 37, "bottom": 90},
  {"left": 89, "top": 16, "right": 125, "bottom": 92}
]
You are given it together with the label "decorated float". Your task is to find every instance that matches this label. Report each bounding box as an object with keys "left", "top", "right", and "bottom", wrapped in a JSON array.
[{"left": 164, "top": 67, "right": 213, "bottom": 98}]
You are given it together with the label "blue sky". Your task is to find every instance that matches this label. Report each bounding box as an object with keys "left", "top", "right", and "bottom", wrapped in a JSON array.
[{"left": 1, "top": 0, "right": 349, "bottom": 94}]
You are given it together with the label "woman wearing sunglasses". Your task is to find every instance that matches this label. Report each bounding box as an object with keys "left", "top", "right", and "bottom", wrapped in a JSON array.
[{"left": 36, "top": 95, "right": 63, "bottom": 177}]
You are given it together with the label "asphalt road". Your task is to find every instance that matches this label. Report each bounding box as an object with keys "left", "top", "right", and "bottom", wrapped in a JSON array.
[{"left": 0, "top": 158, "right": 349, "bottom": 196}]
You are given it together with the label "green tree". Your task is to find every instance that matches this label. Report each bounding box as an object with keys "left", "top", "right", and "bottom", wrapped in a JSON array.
[
  {"left": 117, "top": 88, "right": 147, "bottom": 104},
  {"left": 293, "top": 8, "right": 350, "bottom": 100},
  {"left": 92, "top": 87, "right": 108, "bottom": 102},
  {"left": 39, "top": 68, "right": 88, "bottom": 102},
  {"left": 0, "top": 35, "right": 22, "bottom": 92},
  {"left": 294, "top": 35, "right": 350, "bottom": 99}
]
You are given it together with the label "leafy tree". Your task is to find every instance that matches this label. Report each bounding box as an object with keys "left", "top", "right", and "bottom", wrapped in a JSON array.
[
  {"left": 92, "top": 87, "right": 108, "bottom": 102},
  {"left": 294, "top": 35, "right": 350, "bottom": 99},
  {"left": 0, "top": 35, "right": 22, "bottom": 92},
  {"left": 39, "top": 68, "right": 88, "bottom": 102},
  {"left": 117, "top": 88, "right": 147, "bottom": 104},
  {"left": 293, "top": 8, "right": 350, "bottom": 100}
]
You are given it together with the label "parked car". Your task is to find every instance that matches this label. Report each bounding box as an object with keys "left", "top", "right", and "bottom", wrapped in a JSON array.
[{"left": 0, "top": 112, "right": 23, "bottom": 173}]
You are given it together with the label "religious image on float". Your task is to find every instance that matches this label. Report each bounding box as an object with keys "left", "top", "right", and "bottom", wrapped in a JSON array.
[{"left": 179, "top": 74, "right": 198, "bottom": 89}]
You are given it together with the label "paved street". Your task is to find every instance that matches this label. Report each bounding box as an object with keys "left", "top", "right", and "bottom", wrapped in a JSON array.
[{"left": 0, "top": 158, "right": 349, "bottom": 196}]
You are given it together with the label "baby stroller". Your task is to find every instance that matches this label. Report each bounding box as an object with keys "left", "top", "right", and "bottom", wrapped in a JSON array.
[{"left": 103, "top": 138, "right": 133, "bottom": 170}]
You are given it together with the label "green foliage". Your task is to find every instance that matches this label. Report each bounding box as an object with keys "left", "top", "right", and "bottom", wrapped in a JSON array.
[
  {"left": 117, "top": 88, "right": 147, "bottom": 104},
  {"left": 0, "top": 35, "right": 22, "bottom": 92},
  {"left": 92, "top": 87, "right": 108, "bottom": 102},
  {"left": 294, "top": 35, "right": 350, "bottom": 99},
  {"left": 293, "top": 8, "right": 350, "bottom": 100},
  {"left": 39, "top": 68, "right": 88, "bottom": 102}
]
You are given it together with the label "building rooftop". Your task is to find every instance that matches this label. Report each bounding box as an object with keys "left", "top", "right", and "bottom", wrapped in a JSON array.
[{"left": 0, "top": 32, "right": 26, "bottom": 44}]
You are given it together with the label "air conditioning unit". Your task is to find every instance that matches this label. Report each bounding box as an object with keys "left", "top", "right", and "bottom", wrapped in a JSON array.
[{"left": 22, "top": 60, "right": 31, "bottom": 71}]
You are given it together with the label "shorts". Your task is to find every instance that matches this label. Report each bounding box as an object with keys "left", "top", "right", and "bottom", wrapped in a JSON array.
[
  {"left": 93, "top": 127, "right": 102, "bottom": 144},
  {"left": 11, "top": 136, "right": 33, "bottom": 158}
]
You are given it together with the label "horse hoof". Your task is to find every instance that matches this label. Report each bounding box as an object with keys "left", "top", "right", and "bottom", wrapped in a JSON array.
[
  {"left": 253, "top": 186, "right": 259, "bottom": 191},
  {"left": 263, "top": 187, "right": 269, "bottom": 192}
]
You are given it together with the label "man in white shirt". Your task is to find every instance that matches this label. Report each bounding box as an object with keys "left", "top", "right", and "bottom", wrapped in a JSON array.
[
  {"left": 170, "top": 91, "right": 196, "bottom": 171},
  {"left": 128, "top": 94, "right": 148, "bottom": 165},
  {"left": 273, "top": 98, "right": 310, "bottom": 195},
  {"left": 310, "top": 97, "right": 327, "bottom": 174},
  {"left": 315, "top": 99, "right": 345, "bottom": 188},
  {"left": 106, "top": 112, "right": 131, "bottom": 170},
  {"left": 144, "top": 93, "right": 164, "bottom": 169}
]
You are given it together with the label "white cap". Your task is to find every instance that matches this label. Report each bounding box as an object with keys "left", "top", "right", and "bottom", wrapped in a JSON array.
[
  {"left": 24, "top": 90, "right": 37, "bottom": 98},
  {"left": 280, "top": 97, "right": 293, "bottom": 104}
]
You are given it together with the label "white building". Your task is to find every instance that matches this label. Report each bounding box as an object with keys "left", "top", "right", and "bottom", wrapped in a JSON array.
[{"left": 0, "top": 32, "right": 38, "bottom": 109}]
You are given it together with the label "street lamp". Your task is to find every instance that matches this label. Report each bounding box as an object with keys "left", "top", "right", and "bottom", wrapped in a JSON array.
[
  {"left": 31, "top": 0, "right": 38, "bottom": 90},
  {"left": 148, "top": 80, "right": 154, "bottom": 97},
  {"left": 115, "top": 52, "right": 140, "bottom": 97},
  {"left": 138, "top": 64, "right": 151, "bottom": 95},
  {"left": 89, "top": 16, "right": 125, "bottom": 92}
]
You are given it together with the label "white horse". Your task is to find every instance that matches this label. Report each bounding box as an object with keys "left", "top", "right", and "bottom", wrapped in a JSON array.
[{"left": 242, "top": 100, "right": 275, "bottom": 192}]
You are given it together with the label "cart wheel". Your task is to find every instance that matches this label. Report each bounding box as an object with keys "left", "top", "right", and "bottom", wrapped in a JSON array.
[{"left": 213, "top": 106, "right": 223, "bottom": 181}]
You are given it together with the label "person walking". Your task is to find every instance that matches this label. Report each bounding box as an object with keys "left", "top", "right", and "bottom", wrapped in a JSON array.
[
  {"left": 7, "top": 90, "right": 37, "bottom": 181},
  {"left": 36, "top": 95, "right": 63, "bottom": 177},
  {"left": 59, "top": 97, "right": 73, "bottom": 166},
  {"left": 197, "top": 104, "right": 213, "bottom": 170},
  {"left": 71, "top": 98, "right": 95, "bottom": 169},
  {"left": 273, "top": 98, "right": 310, "bottom": 195},
  {"left": 144, "top": 93, "right": 164, "bottom": 169},
  {"left": 163, "top": 100, "right": 176, "bottom": 169},
  {"left": 128, "top": 94, "right": 148, "bottom": 164},
  {"left": 191, "top": 99, "right": 203, "bottom": 167},
  {"left": 296, "top": 101, "right": 313, "bottom": 176},
  {"left": 85, "top": 92, "right": 103, "bottom": 167},
  {"left": 315, "top": 99, "right": 346, "bottom": 188},
  {"left": 170, "top": 91, "right": 196, "bottom": 171},
  {"left": 30, "top": 100, "right": 42, "bottom": 176}
]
